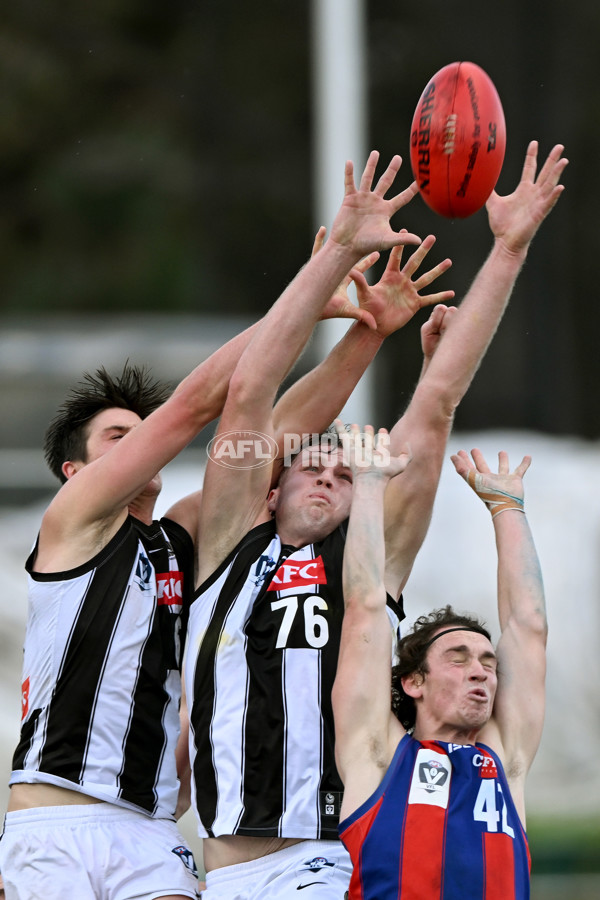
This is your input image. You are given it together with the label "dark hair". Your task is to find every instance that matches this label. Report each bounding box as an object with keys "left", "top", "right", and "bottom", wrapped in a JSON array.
[
  {"left": 43, "top": 364, "right": 170, "bottom": 483},
  {"left": 391, "top": 605, "right": 491, "bottom": 730}
]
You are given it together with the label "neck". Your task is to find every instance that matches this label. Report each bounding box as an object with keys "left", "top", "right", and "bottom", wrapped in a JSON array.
[
  {"left": 128, "top": 495, "right": 156, "bottom": 526},
  {"left": 413, "top": 721, "right": 481, "bottom": 747}
]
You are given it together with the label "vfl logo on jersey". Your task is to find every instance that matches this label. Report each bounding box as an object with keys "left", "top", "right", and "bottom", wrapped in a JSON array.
[
  {"left": 419, "top": 759, "right": 450, "bottom": 791},
  {"left": 157, "top": 572, "right": 184, "bottom": 611},
  {"left": 409, "top": 747, "right": 452, "bottom": 808},
  {"left": 134, "top": 552, "right": 154, "bottom": 592},
  {"left": 21, "top": 676, "right": 30, "bottom": 720},
  {"left": 171, "top": 845, "right": 198, "bottom": 877},
  {"left": 252, "top": 553, "right": 278, "bottom": 587},
  {"left": 319, "top": 789, "right": 342, "bottom": 817},
  {"left": 267, "top": 555, "right": 327, "bottom": 591},
  {"left": 473, "top": 751, "right": 498, "bottom": 778}
]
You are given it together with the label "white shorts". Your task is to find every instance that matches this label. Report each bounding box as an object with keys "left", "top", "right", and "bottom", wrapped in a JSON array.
[
  {"left": 201, "top": 840, "right": 352, "bottom": 900},
  {"left": 0, "top": 803, "right": 201, "bottom": 900}
]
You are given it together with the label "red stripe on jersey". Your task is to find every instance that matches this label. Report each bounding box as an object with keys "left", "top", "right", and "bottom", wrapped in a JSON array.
[
  {"left": 399, "top": 803, "right": 447, "bottom": 899},
  {"left": 342, "top": 795, "right": 384, "bottom": 900},
  {"left": 483, "top": 832, "right": 515, "bottom": 900}
]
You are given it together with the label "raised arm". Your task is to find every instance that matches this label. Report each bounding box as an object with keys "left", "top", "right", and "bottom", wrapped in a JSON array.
[
  {"left": 332, "top": 423, "right": 410, "bottom": 818},
  {"left": 382, "top": 141, "right": 568, "bottom": 600},
  {"left": 197, "top": 151, "right": 421, "bottom": 582},
  {"left": 38, "top": 322, "right": 261, "bottom": 569},
  {"left": 451, "top": 448, "right": 546, "bottom": 825},
  {"left": 271, "top": 232, "right": 455, "bottom": 462}
]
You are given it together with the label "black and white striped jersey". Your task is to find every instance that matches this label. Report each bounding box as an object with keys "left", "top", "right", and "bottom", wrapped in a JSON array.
[
  {"left": 187, "top": 520, "right": 404, "bottom": 840},
  {"left": 10, "top": 515, "right": 193, "bottom": 819}
]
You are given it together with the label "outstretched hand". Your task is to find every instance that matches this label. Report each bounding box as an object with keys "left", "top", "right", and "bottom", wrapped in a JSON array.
[
  {"left": 334, "top": 420, "right": 411, "bottom": 481},
  {"left": 451, "top": 448, "right": 531, "bottom": 518},
  {"left": 350, "top": 234, "right": 455, "bottom": 337},
  {"left": 329, "top": 151, "right": 421, "bottom": 258},
  {"left": 486, "top": 141, "right": 568, "bottom": 254}
]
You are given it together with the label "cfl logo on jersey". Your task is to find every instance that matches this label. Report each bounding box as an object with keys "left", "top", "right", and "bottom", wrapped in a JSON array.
[
  {"left": 157, "top": 571, "right": 184, "bottom": 610},
  {"left": 171, "top": 845, "right": 198, "bottom": 877},
  {"left": 409, "top": 748, "right": 452, "bottom": 808},
  {"left": 267, "top": 555, "right": 327, "bottom": 591},
  {"left": 473, "top": 752, "right": 498, "bottom": 778}
]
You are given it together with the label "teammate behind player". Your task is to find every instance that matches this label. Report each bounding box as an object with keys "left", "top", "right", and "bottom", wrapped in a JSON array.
[{"left": 334, "top": 424, "right": 546, "bottom": 899}]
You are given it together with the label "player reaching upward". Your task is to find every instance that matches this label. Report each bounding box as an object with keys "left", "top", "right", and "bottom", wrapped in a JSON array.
[{"left": 334, "top": 424, "right": 544, "bottom": 900}]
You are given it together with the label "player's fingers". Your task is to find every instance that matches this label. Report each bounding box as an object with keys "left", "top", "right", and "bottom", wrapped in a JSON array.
[
  {"left": 450, "top": 450, "right": 472, "bottom": 477},
  {"left": 413, "top": 257, "right": 453, "bottom": 289},
  {"left": 403, "top": 233, "right": 437, "bottom": 271},
  {"left": 389, "top": 180, "right": 420, "bottom": 213},
  {"left": 470, "top": 447, "right": 491, "bottom": 473},
  {"left": 358, "top": 150, "right": 381, "bottom": 192},
  {"left": 311, "top": 226, "right": 327, "bottom": 257},
  {"left": 387, "top": 243, "right": 405, "bottom": 270},
  {"left": 497, "top": 450, "right": 510, "bottom": 475},
  {"left": 536, "top": 144, "right": 566, "bottom": 187},
  {"left": 344, "top": 159, "right": 357, "bottom": 195},
  {"left": 515, "top": 455, "right": 532, "bottom": 478},
  {"left": 520, "top": 140, "right": 539, "bottom": 182},
  {"left": 354, "top": 251, "right": 380, "bottom": 274},
  {"left": 372, "top": 154, "right": 402, "bottom": 196},
  {"left": 418, "top": 291, "right": 456, "bottom": 309}
]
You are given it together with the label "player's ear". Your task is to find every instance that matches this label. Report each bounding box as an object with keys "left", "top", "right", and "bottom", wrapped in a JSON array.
[
  {"left": 266, "top": 487, "right": 279, "bottom": 516},
  {"left": 402, "top": 672, "right": 424, "bottom": 699},
  {"left": 62, "top": 460, "right": 83, "bottom": 481}
]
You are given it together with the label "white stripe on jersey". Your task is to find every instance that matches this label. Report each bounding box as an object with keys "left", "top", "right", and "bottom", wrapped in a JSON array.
[{"left": 279, "top": 648, "right": 322, "bottom": 835}]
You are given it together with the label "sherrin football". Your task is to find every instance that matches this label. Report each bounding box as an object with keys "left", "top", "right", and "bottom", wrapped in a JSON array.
[{"left": 410, "top": 61, "right": 506, "bottom": 218}]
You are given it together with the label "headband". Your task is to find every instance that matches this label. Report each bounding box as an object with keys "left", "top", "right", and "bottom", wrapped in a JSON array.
[{"left": 424, "top": 626, "right": 488, "bottom": 649}]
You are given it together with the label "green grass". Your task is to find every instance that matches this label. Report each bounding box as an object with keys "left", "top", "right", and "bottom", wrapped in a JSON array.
[{"left": 528, "top": 816, "right": 600, "bottom": 874}]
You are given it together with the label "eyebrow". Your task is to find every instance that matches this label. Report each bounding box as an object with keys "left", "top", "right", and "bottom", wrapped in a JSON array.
[
  {"left": 444, "top": 644, "right": 497, "bottom": 662},
  {"left": 101, "top": 425, "right": 133, "bottom": 436}
]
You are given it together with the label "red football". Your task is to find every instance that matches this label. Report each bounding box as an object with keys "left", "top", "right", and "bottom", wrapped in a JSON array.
[{"left": 410, "top": 61, "right": 506, "bottom": 218}]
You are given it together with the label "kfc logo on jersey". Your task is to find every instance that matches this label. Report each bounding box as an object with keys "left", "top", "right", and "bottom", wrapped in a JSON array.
[
  {"left": 21, "top": 676, "right": 30, "bottom": 720},
  {"left": 157, "top": 571, "right": 184, "bottom": 610},
  {"left": 267, "top": 555, "right": 327, "bottom": 591}
]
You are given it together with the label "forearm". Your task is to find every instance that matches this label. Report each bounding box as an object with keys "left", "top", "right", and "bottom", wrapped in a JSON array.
[
  {"left": 344, "top": 474, "right": 388, "bottom": 606},
  {"left": 494, "top": 509, "right": 546, "bottom": 635},
  {"left": 273, "top": 321, "right": 384, "bottom": 440},
  {"left": 422, "top": 239, "right": 527, "bottom": 410}
]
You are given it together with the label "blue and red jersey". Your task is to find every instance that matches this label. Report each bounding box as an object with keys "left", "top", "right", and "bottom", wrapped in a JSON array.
[{"left": 339, "top": 734, "right": 531, "bottom": 900}]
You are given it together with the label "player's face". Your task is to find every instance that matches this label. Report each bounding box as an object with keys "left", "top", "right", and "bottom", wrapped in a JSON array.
[
  {"left": 83, "top": 407, "right": 144, "bottom": 463},
  {"left": 419, "top": 630, "right": 498, "bottom": 735},
  {"left": 79, "top": 407, "right": 162, "bottom": 496},
  {"left": 270, "top": 446, "right": 353, "bottom": 541}
]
